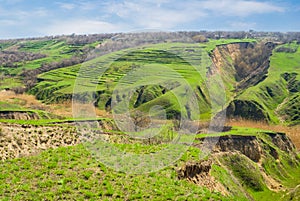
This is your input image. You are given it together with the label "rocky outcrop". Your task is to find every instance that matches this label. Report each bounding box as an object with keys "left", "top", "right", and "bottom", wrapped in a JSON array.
[
  {"left": 195, "top": 132, "right": 298, "bottom": 163},
  {"left": 226, "top": 100, "right": 270, "bottom": 121},
  {"left": 268, "top": 132, "right": 296, "bottom": 153},
  {"left": 196, "top": 135, "right": 263, "bottom": 162},
  {"left": 178, "top": 160, "right": 212, "bottom": 180},
  {"left": 215, "top": 135, "right": 263, "bottom": 162},
  {"left": 177, "top": 160, "right": 228, "bottom": 194}
]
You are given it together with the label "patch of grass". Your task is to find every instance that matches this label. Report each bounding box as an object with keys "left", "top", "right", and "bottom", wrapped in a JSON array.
[
  {"left": 0, "top": 78, "right": 23, "bottom": 90},
  {"left": 196, "top": 126, "right": 276, "bottom": 139},
  {"left": 203, "top": 38, "right": 257, "bottom": 53},
  {"left": 211, "top": 164, "right": 249, "bottom": 201},
  {"left": 0, "top": 144, "right": 233, "bottom": 200},
  {"left": 0, "top": 101, "right": 22, "bottom": 110},
  {"left": 220, "top": 153, "right": 265, "bottom": 192}
]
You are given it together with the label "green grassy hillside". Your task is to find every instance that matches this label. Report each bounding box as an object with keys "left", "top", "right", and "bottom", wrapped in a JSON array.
[
  {"left": 1, "top": 36, "right": 298, "bottom": 123},
  {"left": 0, "top": 36, "right": 105, "bottom": 93},
  {"left": 0, "top": 39, "right": 92, "bottom": 75},
  {"left": 1, "top": 126, "right": 299, "bottom": 200},
  {"left": 30, "top": 39, "right": 255, "bottom": 120}
]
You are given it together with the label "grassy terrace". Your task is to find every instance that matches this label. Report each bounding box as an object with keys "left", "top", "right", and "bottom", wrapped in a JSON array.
[
  {"left": 0, "top": 117, "right": 113, "bottom": 126},
  {"left": 0, "top": 101, "right": 56, "bottom": 119},
  {"left": 0, "top": 78, "right": 23, "bottom": 90},
  {"left": 195, "top": 126, "right": 281, "bottom": 139},
  {"left": 201, "top": 38, "right": 256, "bottom": 53}
]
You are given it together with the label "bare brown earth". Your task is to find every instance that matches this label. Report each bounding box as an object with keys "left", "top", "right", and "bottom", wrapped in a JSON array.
[
  {"left": 0, "top": 90, "right": 49, "bottom": 111},
  {"left": 0, "top": 123, "right": 79, "bottom": 160},
  {"left": 177, "top": 160, "right": 229, "bottom": 196}
]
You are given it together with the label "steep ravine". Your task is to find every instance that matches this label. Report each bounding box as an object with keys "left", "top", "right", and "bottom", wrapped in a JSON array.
[
  {"left": 178, "top": 132, "right": 300, "bottom": 200},
  {"left": 209, "top": 42, "right": 272, "bottom": 121},
  {"left": 211, "top": 42, "right": 300, "bottom": 125},
  {"left": 209, "top": 42, "right": 294, "bottom": 123},
  {"left": 209, "top": 42, "right": 273, "bottom": 93}
]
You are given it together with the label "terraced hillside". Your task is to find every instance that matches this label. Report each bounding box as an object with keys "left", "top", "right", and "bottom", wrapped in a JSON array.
[
  {"left": 30, "top": 39, "right": 256, "bottom": 121},
  {"left": 32, "top": 43, "right": 210, "bottom": 119},
  {"left": 27, "top": 38, "right": 300, "bottom": 125},
  {"left": 0, "top": 34, "right": 114, "bottom": 91},
  {"left": 0, "top": 32, "right": 299, "bottom": 201}
]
